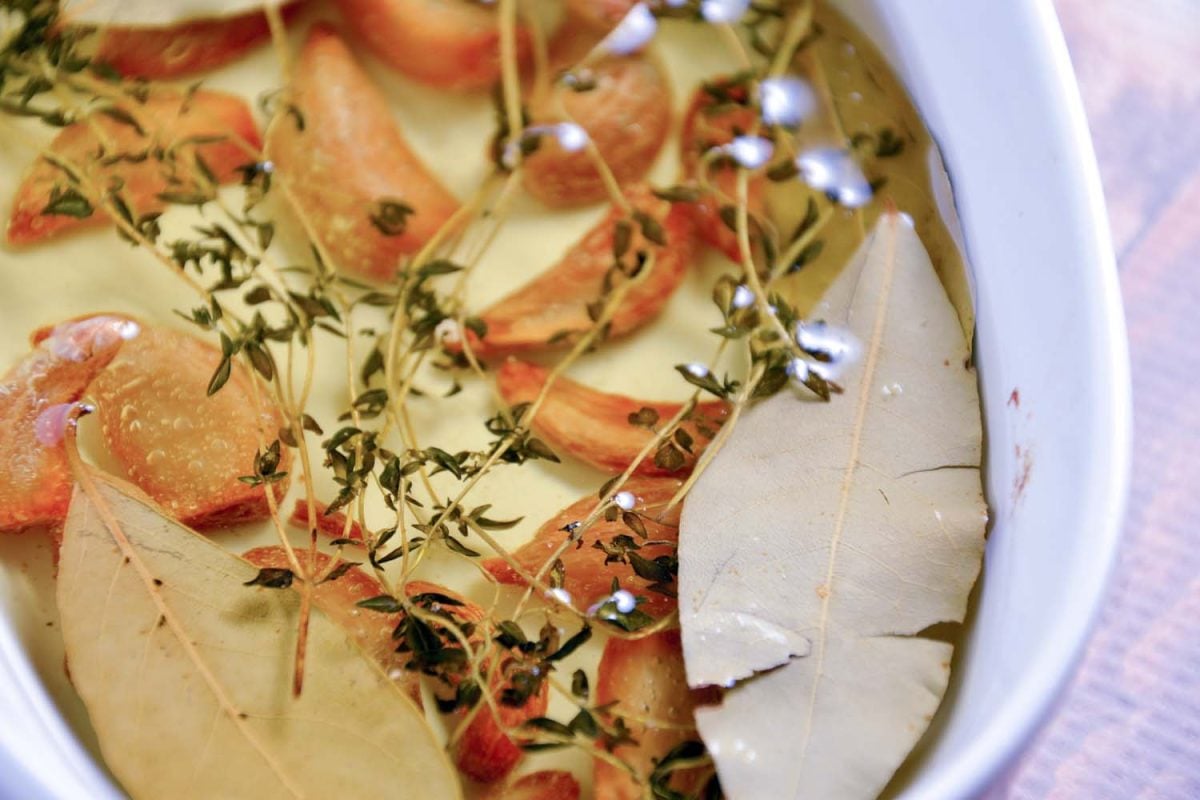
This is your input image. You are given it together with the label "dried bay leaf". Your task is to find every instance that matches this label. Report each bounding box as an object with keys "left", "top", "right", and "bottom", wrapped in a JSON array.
[
  {"left": 678, "top": 212, "right": 985, "bottom": 799},
  {"left": 57, "top": 469, "right": 461, "bottom": 800}
]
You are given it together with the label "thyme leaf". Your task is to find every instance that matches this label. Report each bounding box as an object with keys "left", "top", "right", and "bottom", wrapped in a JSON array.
[{"left": 243, "top": 568, "right": 294, "bottom": 589}]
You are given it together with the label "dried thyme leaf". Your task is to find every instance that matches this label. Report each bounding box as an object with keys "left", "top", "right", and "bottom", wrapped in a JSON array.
[
  {"left": 632, "top": 210, "right": 667, "bottom": 246},
  {"left": 875, "top": 127, "right": 905, "bottom": 158},
  {"left": 443, "top": 535, "right": 480, "bottom": 558},
  {"left": 243, "top": 567, "right": 294, "bottom": 589},
  {"left": 789, "top": 240, "right": 825, "bottom": 272},
  {"left": 627, "top": 406, "right": 660, "bottom": 428},
  {"left": 653, "top": 184, "right": 703, "bottom": 203},
  {"left": 357, "top": 595, "right": 404, "bottom": 613},
  {"left": 369, "top": 198, "right": 414, "bottom": 237},
  {"left": 524, "top": 717, "right": 574, "bottom": 738},
  {"left": 622, "top": 511, "right": 648, "bottom": 539},
  {"left": 571, "top": 669, "right": 590, "bottom": 699},
  {"left": 41, "top": 186, "right": 93, "bottom": 219},
  {"left": 654, "top": 443, "right": 687, "bottom": 472},
  {"left": 547, "top": 624, "right": 592, "bottom": 662},
  {"left": 319, "top": 562, "right": 359, "bottom": 584}
]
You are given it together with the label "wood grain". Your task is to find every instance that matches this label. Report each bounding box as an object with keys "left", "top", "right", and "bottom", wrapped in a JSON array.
[{"left": 989, "top": 2, "right": 1200, "bottom": 797}]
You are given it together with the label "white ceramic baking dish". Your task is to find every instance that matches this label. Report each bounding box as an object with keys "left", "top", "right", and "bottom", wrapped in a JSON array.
[{"left": 0, "top": 0, "right": 1131, "bottom": 797}]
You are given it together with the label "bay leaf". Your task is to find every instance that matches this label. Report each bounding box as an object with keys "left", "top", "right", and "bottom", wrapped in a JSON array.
[
  {"left": 57, "top": 468, "right": 461, "bottom": 800},
  {"left": 678, "top": 212, "right": 985, "bottom": 799}
]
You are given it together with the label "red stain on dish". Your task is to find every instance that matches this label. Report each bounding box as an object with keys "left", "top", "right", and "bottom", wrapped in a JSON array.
[
  {"left": 1008, "top": 387, "right": 1020, "bottom": 408},
  {"left": 1012, "top": 444, "right": 1034, "bottom": 507}
]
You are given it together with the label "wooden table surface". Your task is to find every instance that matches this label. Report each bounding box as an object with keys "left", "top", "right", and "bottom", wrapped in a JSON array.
[{"left": 988, "top": 1, "right": 1200, "bottom": 797}]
